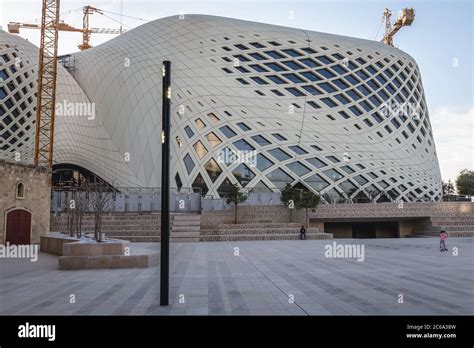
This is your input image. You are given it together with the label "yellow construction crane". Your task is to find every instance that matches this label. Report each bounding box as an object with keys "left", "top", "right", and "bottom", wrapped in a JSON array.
[
  {"left": 19, "top": 2, "right": 135, "bottom": 168},
  {"left": 382, "top": 8, "right": 415, "bottom": 46},
  {"left": 33, "top": 0, "right": 60, "bottom": 167},
  {"left": 8, "top": 5, "right": 126, "bottom": 51}
]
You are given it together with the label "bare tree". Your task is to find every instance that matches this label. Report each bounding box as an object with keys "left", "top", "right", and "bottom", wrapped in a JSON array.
[
  {"left": 62, "top": 190, "right": 76, "bottom": 237},
  {"left": 74, "top": 179, "right": 91, "bottom": 238},
  {"left": 89, "top": 178, "right": 114, "bottom": 242}
]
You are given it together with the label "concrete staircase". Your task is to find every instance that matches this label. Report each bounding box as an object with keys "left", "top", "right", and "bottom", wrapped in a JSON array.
[
  {"left": 408, "top": 215, "right": 474, "bottom": 238},
  {"left": 171, "top": 214, "right": 200, "bottom": 242},
  {"left": 50, "top": 212, "right": 332, "bottom": 243},
  {"left": 200, "top": 222, "right": 332, "bottom": 242},
  {"left": 50, "top": 214, "right": 165, "bottom": 242}
]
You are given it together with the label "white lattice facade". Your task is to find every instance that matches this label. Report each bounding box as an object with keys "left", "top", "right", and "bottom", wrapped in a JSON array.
[{"left": 0, "top": 15, "right": 442, "bottom": 202}]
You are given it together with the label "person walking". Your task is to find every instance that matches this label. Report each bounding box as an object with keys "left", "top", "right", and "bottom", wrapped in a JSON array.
[
  {"left": 300, "top": 225, "right": 306, "bottom": 240},
  {"left": 439, "top": 230, "right": 448, "bottom": 252}
]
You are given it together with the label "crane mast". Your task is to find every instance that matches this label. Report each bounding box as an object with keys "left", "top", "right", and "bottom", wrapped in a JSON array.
[{"left": 34, "top": 0, "right": 60, "bottom": 167}]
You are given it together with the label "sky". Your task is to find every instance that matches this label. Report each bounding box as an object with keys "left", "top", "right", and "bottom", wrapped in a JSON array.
[{"left": 1, "top": 0, "right": 472, "bottom": 183}]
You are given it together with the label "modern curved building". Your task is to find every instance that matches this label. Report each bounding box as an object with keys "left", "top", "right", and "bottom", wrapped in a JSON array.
[{"left": 0, "top": 14, "right": 442, "bottom": 202}]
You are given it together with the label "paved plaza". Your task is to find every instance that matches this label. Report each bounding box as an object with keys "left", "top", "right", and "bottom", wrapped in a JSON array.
[{"left": 1, "top": 238, "right": 473, "bottom": 315}]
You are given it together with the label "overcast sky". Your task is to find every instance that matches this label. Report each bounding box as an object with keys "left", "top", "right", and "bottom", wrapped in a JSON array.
[{"left": 1, "top": 0, "right": 472, "bottom": 183}]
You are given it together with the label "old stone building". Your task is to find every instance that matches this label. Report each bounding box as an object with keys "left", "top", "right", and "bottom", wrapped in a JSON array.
[{"left": 0, "top": 160, "right": 51, "bottom": 244}]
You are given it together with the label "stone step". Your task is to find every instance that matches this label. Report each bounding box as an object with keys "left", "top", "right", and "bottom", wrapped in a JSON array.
[
  {"left": 106, "top": 236, "right": 160, "bottom": 242},
  {"left": 172, "top": 225, "right": 200, "bottom": 232},
  {"left": 405, "top": 234, "right": 436, "bottom": 238},
  {"left": 102, "top": 231, "right": 160, "bottom": 236},
  {"left": 201, "top": 223, "right": 303, "bottom": 229},
  {"left": 201, "top": 228, "right": 320, "bottom": 235},
  {"left": 171, "top": 237, "right": 200, "bottom": 243},
  {"left": 200, "top": 233, "right": 332, "bottom": 242},
  {"left": 439, "top": 226, "right": 474, "bottom": 231},
  {"left": 173, "top": 214, "right": 200, "bottom": 219},
  {"left": 171, "top": 231, "right": 200, "bottom": 238},
  {"left": 172, "top": 220, "right": 200, "bottom": 226}
]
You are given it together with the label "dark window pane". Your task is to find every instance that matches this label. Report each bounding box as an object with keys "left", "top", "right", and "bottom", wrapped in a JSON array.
[
  {"left": 301, "top": 71, "right": 321, "bottom": 81},
  {"left": 289, "top": 145, "right": 308, "bottom": 155},
  {"left": 256, "top": 153, "right": 274, "bottom": 171},
  {"left": 251, "top": 135, "right": 271, "bottom": 146},
  {"left": 317, "top": 68, "right": 336, "bottom": 79},
  {"left": 265, "top": 50, "right": 285, "bottom": 59},
  {"left": 321, "top": 97, "right": 337, "bottom": 108},
  {"left": 250, "top": 76, "right": 268, "bottom": 85},
  {"left": 282, "top": 48, "right": 303, "bottom": 57},
  {"left": 205, "top": 158, "right": 223, "bottom": 183},
  {"left": 299, "top": 58, "right": 320, "bottom": 68},
  {"left": 236, "top": 122, "right": 251, "bottom": 131},
  {"left": 286, "top": 161, "right": 311, "bottom": 176},
  {"left": 282, "top": 60, "right": 305, "bottom": 70},
  {"left": 264, "top": 62, "right": 287, "bottom": 72},
  {"left": 266, "top": 168, "right": 294, "bottom": 189},
  {"left": 249, "top": 52, "right": 266, "bottom": 61},
  {"left": 233, "top": 163, "right": 255, "bottom": 187},
  {"left": 272, "top": 133, "right": 287, "bottom": 141},
  {"left": 318, "top": 82, "right": 336, "bottom": 93},
  {"left": 305, "top": 174, "right": 330, "bottom": 191},
  {"left": 267, "top": 75, "right": 287, "bottom": 84},
  {"left": 269, "top": 148, "right": 292, "bottom": 161},
  {"left": 233, "top": 138, "right": 255, "bottom": 151},
  {"left": 282, "top": 73, "right": 305, "bottom": 83},
  {"left": 192, "top": 173, "right": 208, "bottom": 196},
  {"left": 315, "top": 56, "right": 334, "bottom": 65},
  {"left": 323, "top": 168, "right": 344, "bottom": 181},
  {"left": 184, "top": 126, "right": 194, "bottom": 138},
  {"left": 285, "top": 87, "right": 305, "bottom": 97},
  {"left": 219, "top": 125, "right": 237, "bottom": 138},
  {"left": 302, "top": 85, "right": 322, "bottom": 95},
  {"left": 249, "top": 64, "right": 268, "bottom": 72},
  {"left": 184, "top": 154, "right": 195, "bottom": 174},
  {"left": 306, "top": 157, "right": 327, "bottom": 168}
]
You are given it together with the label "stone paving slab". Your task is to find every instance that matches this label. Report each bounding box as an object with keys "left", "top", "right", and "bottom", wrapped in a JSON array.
[{"left": 0, "top": 238, "right": 473, "bottom": 315}]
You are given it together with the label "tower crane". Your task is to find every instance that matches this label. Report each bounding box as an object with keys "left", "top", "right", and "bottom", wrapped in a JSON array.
[
  {"left": 8, "top": 5, "right": 126, "bottom": 51},
  {"left": 381, "top": 8, "right": 415, "bottom": 46},
  {"left": 33, "top": 0, "right": 60, "bottom": 167},
  {"left": 21, "top": 2, "right": 129, "bottom": 167}
]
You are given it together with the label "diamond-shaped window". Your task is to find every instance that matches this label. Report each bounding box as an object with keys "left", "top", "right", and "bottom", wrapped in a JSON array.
[
  {"left": 192, "top": 173, "right": 208, "bottom": 196},
  {"left": 183, "top": 154, "right": 195, "bottom": 174},
  {"left": 217, "top": 177, "right": 235, "bottom": 197},
  {"left": 304, "top": 174, "right": 330, "bottom": 192},
  {"left": 323, "top": 168, "right": 344, "bottom": 181},
  {"left": 232, "top": 163, "right": 255, "bottom": 187},
  {"left": 206, "top": 132, "right": 222, "bottom": 147},
  {"left": 205, "top": 158, "right": 222, "bottom": 183},
  {"left": 266, "top": 168, "right": 294, "bottom": 189},
  {"left": 269, "top": 148, "right": 292, "bottom": 161},
  {"left": 193, "top": 140, "right": 208, "bottom": 159},
  {"left": 286, "top": 161, "right": 311, "bottom": 176}
]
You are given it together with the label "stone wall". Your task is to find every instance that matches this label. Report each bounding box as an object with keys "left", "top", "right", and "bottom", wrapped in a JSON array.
[
  {"left": 0, "top": 160, "right": 51, "bottom": 244},
  {"left": 48, "top": 202, "right": 474, "bottom": 240},
  {"left": 203, "top": 202, "right": 474, "bottom": 224}
]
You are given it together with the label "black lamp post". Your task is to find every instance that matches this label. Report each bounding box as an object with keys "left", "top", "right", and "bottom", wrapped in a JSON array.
[{"left": 160, "top": 60, "right": 171, "bottom": 306}]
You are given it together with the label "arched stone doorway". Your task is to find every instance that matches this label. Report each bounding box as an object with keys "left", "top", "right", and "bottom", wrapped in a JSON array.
[{"left": 5, "top": 208, "right": 32, "bottom": 245}]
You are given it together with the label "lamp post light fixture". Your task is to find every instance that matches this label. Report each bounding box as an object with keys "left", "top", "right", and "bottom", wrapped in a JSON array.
[{"left": 160, "top": 60, "right": 171, "bottom": 306}]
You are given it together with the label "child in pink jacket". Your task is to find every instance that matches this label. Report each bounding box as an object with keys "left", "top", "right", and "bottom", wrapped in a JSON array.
[{"left": 439, "top": 230, "right": 448, "bottom": 252}]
